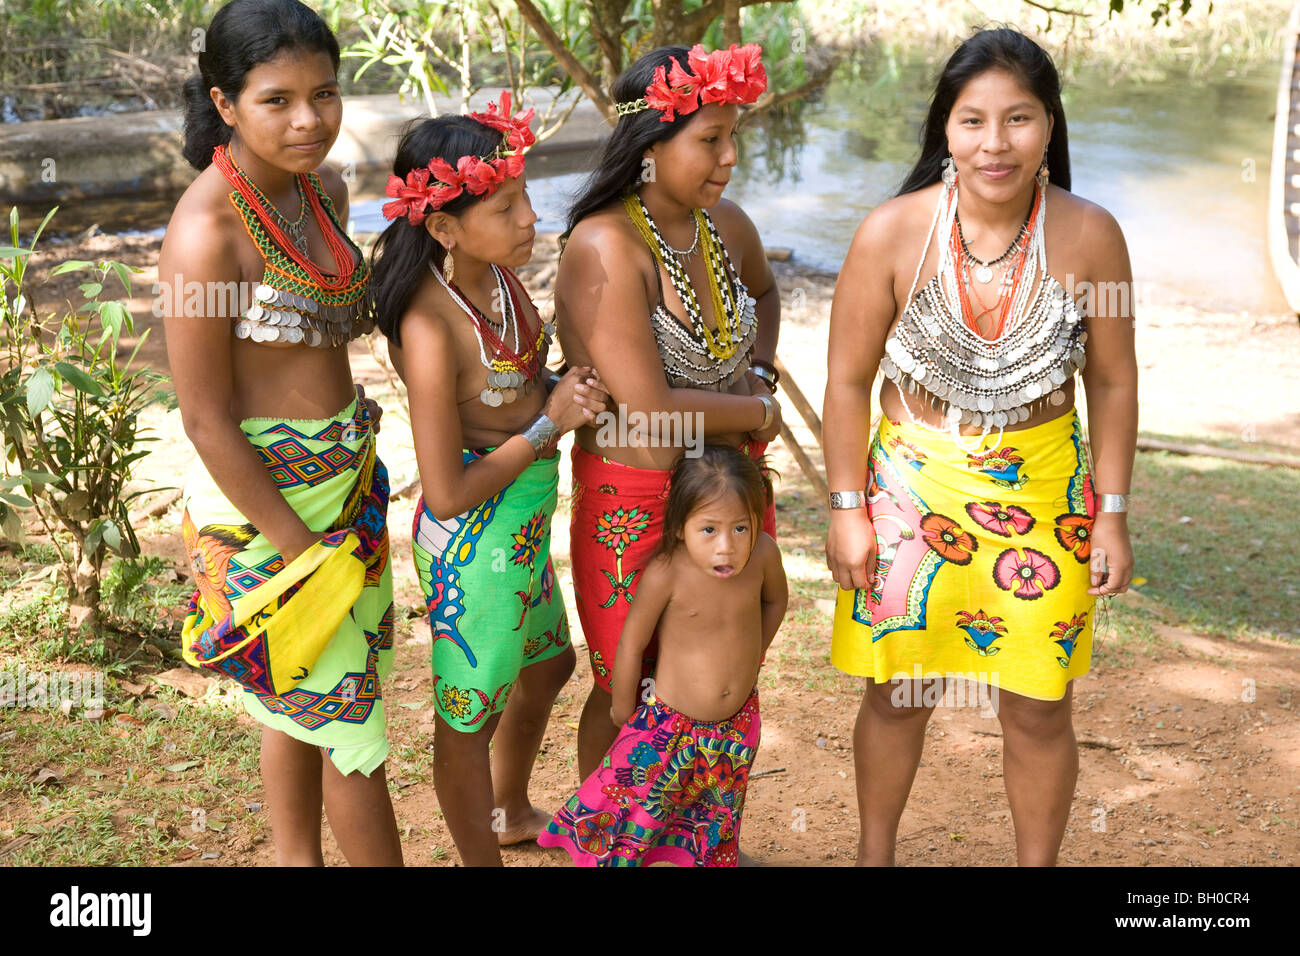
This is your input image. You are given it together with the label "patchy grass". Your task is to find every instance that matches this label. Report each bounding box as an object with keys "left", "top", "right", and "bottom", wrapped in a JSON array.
[
  {"left": 0, "top": 684, "right": 262, "bottom": 865},
  {"left": 1124, "top": 446, "right": 1300, "bottom": 643}
]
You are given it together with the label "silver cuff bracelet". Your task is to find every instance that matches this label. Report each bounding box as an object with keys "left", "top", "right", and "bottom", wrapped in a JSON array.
[
  {"left": 1099, "top": 493, "right": 1129, "bottom": 514},
  {"left": 521, "top": 413, "right": 560, "bottom": 458}
]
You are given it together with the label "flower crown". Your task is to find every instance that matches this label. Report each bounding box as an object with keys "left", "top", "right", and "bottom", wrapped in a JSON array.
[
  {"left": 615, "top": 43, "right": 767, "bottom": 123},
  {"left": 383, "top": 92, "right": 536, "bottom": 226}
]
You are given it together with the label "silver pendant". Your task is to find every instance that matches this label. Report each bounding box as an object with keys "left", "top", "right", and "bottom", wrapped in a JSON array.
[
  {"left": 480, "top": 388, "right": 502, "bottom": 407},
  {"left": 975, "top": 265, "right": 994, "bottom": 284}
]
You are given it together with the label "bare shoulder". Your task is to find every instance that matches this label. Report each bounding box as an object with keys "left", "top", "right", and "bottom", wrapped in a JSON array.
[
  {"left": 397, "top": 270, "right": 455, "bottom": 353},
  {"left": 753, "top": 532, "right": 781, "bottom": 569},
  {"left": 853, "top": 185, "right": 938, "bottom": 248},
  {"left": 564, "top": 206, "right": 644, "bottom": 265},
  {"left": 639, "top": 552, "right": 677, "bottom": 598},
  {"left": 1046, "top": 186, "right": 1129, "bottom": 277},
  {"left": 709, "top": 197, "right": 760, "bottom": 243},
  {"left": 1048, "top": 186, "right": 1122, "bottom": 236},
  {"left": 314, "top": 161, "right": 348, "bottom": 213},
  {"left": 159, "top": 166, "right": 240, "bottom": 275}
]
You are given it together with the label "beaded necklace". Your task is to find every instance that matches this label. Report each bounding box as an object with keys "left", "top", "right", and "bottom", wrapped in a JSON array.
[
  {"left": 213, "top": 144, "right": 359, "bottom": 293},
  {"left": 624, "top": 193, "right": 743, "bottom": 361},
  {"left": 430, "top": 262, "right": 552, "bottom": 406},
  {"left": 881, "top": 172, "right": 1084, "bottom": 444},
  {"left": 215, "top": 144, "right": 370, "bottom": 348}
]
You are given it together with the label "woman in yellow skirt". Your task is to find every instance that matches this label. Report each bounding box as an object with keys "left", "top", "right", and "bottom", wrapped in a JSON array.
[{"left": 823, "top": 28, "right": 1137, "bottom": 866}]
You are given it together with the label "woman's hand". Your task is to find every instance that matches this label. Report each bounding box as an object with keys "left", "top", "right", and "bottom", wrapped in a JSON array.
[
  {"left": 542, "top": 365, "right": 608, "bottom": 433},
  {"left": 1088, "top": 513, "right": 1133, "bottom": 596},
  {"left": 355, "top": 383, "right": 382, "bottom": 434},
  {"left": 826, "top": 507, "right": 876, "bottom": 592},
  {"left": 749, "top": 392, "right": 783, "bottom": 444}
]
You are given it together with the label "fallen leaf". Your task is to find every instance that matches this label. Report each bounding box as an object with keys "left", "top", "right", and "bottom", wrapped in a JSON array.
[
  {"left": 176, "top": 848, "right": 199, "bottom": 860},
  {"left": 205, "top": 820, "right": 227, "bottom": 832},
  {"left": 115, "top": 713, "right": 146, "bottom": 728},
  {"left": 200, "top": 851, "right": 221, "bottom": 860},
  {"left": 1130, "top": 577, "right": 1148, "bottom": 587},
  {"left": 565, "top": 721, "right": 579, "bottom": 731},
  {"left": 152, "top": 668, "right": 212, "bottom": 698},
  {"left": 164, "top": 760, "right": 202, "bottom": 773},
  {"left": 118, "top": 679, "right": 149, "bottom": 696},
  {"left": 30, "top": 767, "right": 62, "bottom": 787},
  {"left": 147, "top": 702, "right": 177, "bottom": 721},
  {"left": 399, "top": 701, "right": 424, "bottom": 710}
]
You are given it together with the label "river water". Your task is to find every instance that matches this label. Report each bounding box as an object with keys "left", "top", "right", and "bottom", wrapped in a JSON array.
[{"left": 83, "top": 55, "right": 1290, "bottom": 315}]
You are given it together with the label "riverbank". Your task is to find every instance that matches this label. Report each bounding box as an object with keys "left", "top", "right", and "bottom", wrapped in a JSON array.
[{"left": 1, "top": 227, "right": 1297, "bottom": 865}]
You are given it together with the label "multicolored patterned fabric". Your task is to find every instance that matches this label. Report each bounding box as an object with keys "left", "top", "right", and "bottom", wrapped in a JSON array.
[
  {"left": 831, "top": 410, "right": 1096, "bottom": 701},
  {"left": 180, "top": 397, "right": 395, "bottom": 777},
  {"left": 538, "top": 687, "right": 760, "bottom": 867},
  {"left": 570, "top": 442, "right": 775, "bottom": 693},
  {"left": 412, "top": 449, "right": 570, "bottom": 732}
]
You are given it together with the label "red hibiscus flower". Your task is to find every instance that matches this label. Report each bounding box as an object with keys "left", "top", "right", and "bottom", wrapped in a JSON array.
[
  {"left": 993, "top": 548, "right": 1060, "bottom": 600},
  {"left": 920, "top": 513, "right": 979, "bottom": 565},
  {"left": 383, "top": 168, "right": 436, "bottom": 225},
  {"left": 457, "top": 155, "right": 504, "bottom": 195},
  {"left": 645, "top": 63, "right": 699, "bottom": 122},
  {"left": 1054, "top": 514, "right": 1093, "bottom": 562},
  {"left": 724, "top": 43, "right": 767, "bottom": 103},
  {"left": 687, "top": 45, "right": 733, "bottom": 105},
  {"left": 965, "top": 501, "right": 1036, "bottom": 537},
  {"left": 500, "top": 152, "right": 526, "bottom": 181}
]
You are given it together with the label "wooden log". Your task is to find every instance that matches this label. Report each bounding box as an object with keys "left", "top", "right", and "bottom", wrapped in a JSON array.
[
  {"left": 779, "top": 420, "right": 829, "bottom": 500},
  {"left": 1136, "top": 437, "right": 1300, "bottom": 470},
  {"left": 773, "top": 356, "right": 823, "bottom": 447}
]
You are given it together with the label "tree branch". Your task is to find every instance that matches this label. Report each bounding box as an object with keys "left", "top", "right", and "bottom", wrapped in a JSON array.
[
  {"left": 1019, "top": 0, "right": 1089, "bottom": 15},
  {"left": 512, "top": 0, "right": 616, "bottom": 123},
  {"left": 682, "top": 0, "right": 795, "bottom": 42},
  {"left": 742, "top": 53, "right": 839, "bottom": 124}
]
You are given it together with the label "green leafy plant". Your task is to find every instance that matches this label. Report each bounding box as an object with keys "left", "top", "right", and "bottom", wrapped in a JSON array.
[{"left": 0, "top": 206, "right": 170, "bottom": 633}]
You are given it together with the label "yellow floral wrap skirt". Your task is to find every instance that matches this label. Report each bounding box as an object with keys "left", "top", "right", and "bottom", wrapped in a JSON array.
[{"left": 832, "top": 410, "right": 1096, "bottom": 701}]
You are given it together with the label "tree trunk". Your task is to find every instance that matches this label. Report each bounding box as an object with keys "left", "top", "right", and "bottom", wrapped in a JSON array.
[
  {"left": 723, "top": 0, "right": 741, "bottom": 45},
  {"left": 68, "top": 542, "right": 100, "bottom": 633}
]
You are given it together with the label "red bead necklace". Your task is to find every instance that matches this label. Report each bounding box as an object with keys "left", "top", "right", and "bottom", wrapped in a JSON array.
[{"left": 212, "top": 143, "right": 357, "bottom": 292}]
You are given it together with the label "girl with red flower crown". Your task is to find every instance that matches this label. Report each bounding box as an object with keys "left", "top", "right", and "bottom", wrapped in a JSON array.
[
  {"left": 367, "top": 99, "right": 609, "bottom": 866},
  {"left": 555, "top": 43, "right": 785, "bottom": 780}
]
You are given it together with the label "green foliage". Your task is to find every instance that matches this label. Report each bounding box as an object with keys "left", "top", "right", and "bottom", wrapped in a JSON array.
[
  {"left": 337, "top": 0, "right": 832, "bottom": 135},
  {"left": 0, "top": 206, "right": 170, "bottom": 627},
  {"left": 101, "top": 554, "right": 188, "bottom": 633}
]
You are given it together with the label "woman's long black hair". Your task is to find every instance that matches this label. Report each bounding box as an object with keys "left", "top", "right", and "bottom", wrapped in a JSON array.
[
  {"left": 367, "top": 116, "right": 505, "bottom": 346},
  {"left": 181, "top": 0, "right": 340, "bottom": 171},
  {"left": 897, "top": 27, "right": 1071, "bottom": 196},
  {"left": 565, "top": 45, "right": 705, "bottom": 235}
]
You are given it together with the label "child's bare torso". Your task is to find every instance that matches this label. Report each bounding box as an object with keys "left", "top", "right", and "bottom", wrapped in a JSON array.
[{"left": 651, "top": 551, "right": 765, "bottom": 723}]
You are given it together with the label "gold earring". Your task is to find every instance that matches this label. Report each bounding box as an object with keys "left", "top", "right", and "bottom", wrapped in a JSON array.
[{"left": 442, "top": 244, "right": 455, "bottom": 283}]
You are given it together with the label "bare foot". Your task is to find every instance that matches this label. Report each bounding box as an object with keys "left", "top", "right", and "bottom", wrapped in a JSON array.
[{"left": 497, "top": 806, "right": 551, "bottom": 846}]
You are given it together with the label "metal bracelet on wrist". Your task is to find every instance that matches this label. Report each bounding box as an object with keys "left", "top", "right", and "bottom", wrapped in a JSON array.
[
  {"left": 521, "top": 413, "right": 560, "bottom": 458},
  {"left": 755, "top": 394, "right": 775, "bottom": 432},
  {"left": 829, "top": 490, "right": 867, "bottom": 510},
  {"left": 749, "top": 362, "right": 778, "bottom": 392},
  {"left": 1099, "top": 493, "right": 1129, "bottom": 514}
]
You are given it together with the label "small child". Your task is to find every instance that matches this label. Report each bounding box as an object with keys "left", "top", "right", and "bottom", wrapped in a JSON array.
[{"left": 539, "top": 445, "right": 788, "bottom": 866}]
